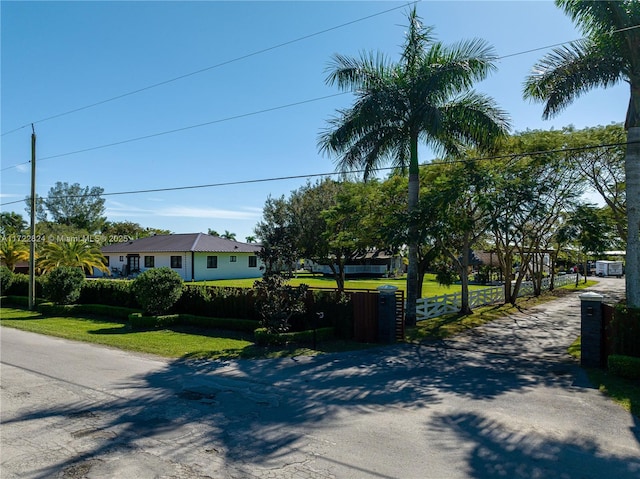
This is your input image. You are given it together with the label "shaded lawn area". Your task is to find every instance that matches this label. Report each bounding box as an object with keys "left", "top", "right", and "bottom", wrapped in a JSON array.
[
  {"left": 407, "top": 281, "right": 598, "bottom": 342},
  {"left": 0, "top": 307, "right": 375, "bottom": 360},
  {"left": 569, "top": 337, "right": 640, "bottom": 418},
  {"left": 0, "top": 307, "right": 260, "bottom": 359}
]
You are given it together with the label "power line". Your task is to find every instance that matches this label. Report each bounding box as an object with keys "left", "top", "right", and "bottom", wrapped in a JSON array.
[
  {"left": 0, "top": 92, "right": 348, "bottom": 172},
  {"left": 497, "top": 23, "right": 640, "bottom": 60},
  {"left": 0, "top": 1, "right": 419, "bottom": 137},
  {"left": 1, "top": 22, "right": 638, "bottom": 173},
  {"left": 0, "top": 140, "right": 631, "bottom": 209}
]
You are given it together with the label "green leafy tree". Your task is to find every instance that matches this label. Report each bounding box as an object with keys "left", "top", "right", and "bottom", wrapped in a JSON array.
[
  {"left": 524, "top": 0, "right": 640, "bottom": 307},
  {"left": 131, "top": 267, "right": 183, "bottom": 316},
  {"left": 38, "top": 240, "right": 109, "bottom": 275},
  {"left": 43, "top": 266, "right": 85, "bottom": 304},
  {"left": 319, "top": 7, "right": 509, "bottom": 325},
  {"left": 423, "top": 160, "right": 494, "bottom": 314},
  {"left": 255, "top": 196, "right": 299, "bottom": 276},
  {"left": 487, "top": 130, "right": 585, "bottom": 302},
  {"left": 563, "top": 124, "right": 627, "bottom": 242},
  {"left": 0, "top": 212, "right": 27, "bottom": 236},
  {"left": 100, "top": 221, "right": 169, "bottom": 241},
  {"left": 290, "top": 180, "right": 356, "bottom": 292},
  {"left": 26, "top": 182, "right": 106, "bottom": 233},
  {"left": 560, "top": 204, "right": 614, "bottom": 285}
]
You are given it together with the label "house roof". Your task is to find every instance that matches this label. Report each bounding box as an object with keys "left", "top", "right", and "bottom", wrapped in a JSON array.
[{"left": 101, "top": 233, "right": 262, "bottom": 254}]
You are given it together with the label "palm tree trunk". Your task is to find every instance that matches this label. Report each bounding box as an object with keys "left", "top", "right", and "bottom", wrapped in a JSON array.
[
  {"left": 626, "top": 126, "right": 640, "bottom": 308},
  {"left": 405, "top": 134, "right": 420, "bottom": 326}
]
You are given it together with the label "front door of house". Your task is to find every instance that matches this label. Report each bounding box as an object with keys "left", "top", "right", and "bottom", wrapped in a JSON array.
[{"left": 127, "top": 255, "right": 140, "bottom": 274}]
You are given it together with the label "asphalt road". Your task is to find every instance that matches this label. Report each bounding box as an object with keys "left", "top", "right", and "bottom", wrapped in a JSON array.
[{"left": 1, "top": 277, "right": 639, "bottom": 478}]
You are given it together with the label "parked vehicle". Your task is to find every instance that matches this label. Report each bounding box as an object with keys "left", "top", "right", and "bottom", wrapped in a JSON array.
[{"left": 595, "top": 260, "right": 624, "bottom": 278}]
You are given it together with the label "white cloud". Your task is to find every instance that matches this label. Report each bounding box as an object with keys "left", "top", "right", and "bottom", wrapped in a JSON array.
[
  {"left": 158, "top": 206, "right": 260, "bottom": 220},
  {"left": 105, "top": 201, "right": 259, "bottom": 221}
]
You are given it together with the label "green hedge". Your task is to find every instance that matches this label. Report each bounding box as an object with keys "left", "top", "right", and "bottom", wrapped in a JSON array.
[
  {"left": 1, "top": 295, "right": 36, "bottom": 307},
  {"left": 78, "top": 279, "right": 139, "bottom": 308},
  {"left": 2, "top": 273, "right": 44, "bottom": 298},
  {"left": 611, "top": 304, "right": 640, "bottom": 358},
  {"left": 128, "top": 312, "right": 258, "bottom": 332},
  {"left": 37, "top": 302, "right": 137, "bottom": 321},
  {"left": 608, "top": 354, "right": 640, "bottom": 379},
  {"left": 177, "top": 285, "right": 259, "bottom": 320},
  {"left": 254, "top": 326, "right": 335, "bottom": 346}
]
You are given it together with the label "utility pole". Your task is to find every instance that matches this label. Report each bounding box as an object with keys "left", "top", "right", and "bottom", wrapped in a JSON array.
[{"left": 28, "top": 125, "right": 36, "bottom": 310}]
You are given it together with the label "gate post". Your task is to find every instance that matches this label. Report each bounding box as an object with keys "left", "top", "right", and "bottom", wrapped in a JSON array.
[
  {"left": 579, "top": 292, "right": 605, "bottom": 368},
  {"left": 377, "top": 285, "right": 398, "bottom": 344}
]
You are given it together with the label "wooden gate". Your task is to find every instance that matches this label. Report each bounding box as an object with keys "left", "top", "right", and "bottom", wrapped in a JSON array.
[{"left": 352, "top": 292, "right": 378, "bottom": 343}]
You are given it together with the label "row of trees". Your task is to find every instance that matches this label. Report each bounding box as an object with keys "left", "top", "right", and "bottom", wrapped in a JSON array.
[
  {"left": 316, "top": 2, "right": 639, "bottom": 322},
  {"left": 256, "top": 124, "right": 625, "bottom": 317}
]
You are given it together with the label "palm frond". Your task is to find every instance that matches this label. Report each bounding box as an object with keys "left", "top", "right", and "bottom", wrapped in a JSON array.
[{"left": 523, "top": 39, "right": 626, "bottom": 119}]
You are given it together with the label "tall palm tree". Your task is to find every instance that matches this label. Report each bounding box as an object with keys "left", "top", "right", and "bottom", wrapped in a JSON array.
[
  {"left": 0, "top": 237, "right": 30, "bottom": 271},
  {"left": 38, "top": 240, "right": 110, "bottom": 275},
  {"left": 221, "top": 230, "right": 237, "bottom": 241},
  {"left": 318, "top": 7, "right": 509, "bottom": 325},
  {"left": 523, "top": 0, "right": 640, "bottom": 308}
]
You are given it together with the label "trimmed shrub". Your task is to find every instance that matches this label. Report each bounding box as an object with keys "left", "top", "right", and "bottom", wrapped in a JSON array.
[
  {"left": 1, "top": 295, "right": 30, "bottom": 307},
  {"left": 4, "top": 273, "right": 44, "bottom": 297},
  {"left": 36, "top": 303, "right": 137, "bottom": 321},
  {"left": 608, "top": 354, "right": 640, "bottom": 379},
  {"left": 177, "top": 284, "right": 259, "bottom": 320},
  {"left": 79, "top": 279, "right": 138, "bottom": 308},
  {"left": 253, "top": 275, "right": 308, "bottom": 333},
  {"left": 128, "top": 312, "right": 180, "bottom": 330},
  {"left": 43, "top": 266, "right": 85, "bottom": 304},
  {"left": 0, "top": 266, "right": 13, "bottom": 295},
  {"left": 131, "top": 267, "right": 183, "bottom": 315},
  {"left": 128, "top": 312, "right": 257, "bottom": 332},
  {"left": 179, "top": 314, "right": 258, "bottom": 333}
]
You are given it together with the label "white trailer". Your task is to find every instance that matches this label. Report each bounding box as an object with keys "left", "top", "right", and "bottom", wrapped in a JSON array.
[{"left": 595, "top": 260, "right": 624, "bottom": 278}]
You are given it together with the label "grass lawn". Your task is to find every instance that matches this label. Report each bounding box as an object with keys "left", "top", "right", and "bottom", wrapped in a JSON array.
[
  {"left": 0, "top": 279, "right": 599, "bottom": 362},
  {"left": 0, "top": 307, "right": 375, "bottom": 360},
  {"left": 194, "top": 272, "right": 487, "bottom": 297}
]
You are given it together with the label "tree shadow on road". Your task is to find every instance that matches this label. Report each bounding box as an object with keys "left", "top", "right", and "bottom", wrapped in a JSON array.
[
  {"left": 428, "top": 411, "right": 640, "bottom": 479},
  {"left": 2, "top": 340, "right": 637, "bottom": 478}
]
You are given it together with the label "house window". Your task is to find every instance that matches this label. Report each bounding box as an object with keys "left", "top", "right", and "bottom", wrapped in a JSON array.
[
  {"left": 207, "top": 256, "right": 218, "bottom": 268},
  {"left": 104, "top": 256, "right": 110, "bottom": 267},
  {"left": 249, "top": 256, "right": 257, "bottom": 268},
  {"left": 144, "top": 256, "right": 154, "bottom": 268},
  {"left": 171, "top": 256, "right": 182, "bottom": 268},
  {"left": 119, "top": 256, "right": 124, "bottom": 262},
  {"left": 230, "top": 255, "right": 237, "bottom": 263}
]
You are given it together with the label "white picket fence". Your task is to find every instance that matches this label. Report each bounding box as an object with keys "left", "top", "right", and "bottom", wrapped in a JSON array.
[{"left": 416, "top": 274, "right": 578, "bottom": 321}]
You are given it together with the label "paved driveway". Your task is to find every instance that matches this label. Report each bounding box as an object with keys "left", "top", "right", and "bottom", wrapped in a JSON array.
[{"left": 1, "top": 277, "right": 638, "bottom": 478}]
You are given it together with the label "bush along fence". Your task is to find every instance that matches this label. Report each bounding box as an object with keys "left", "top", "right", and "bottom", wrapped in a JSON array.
[{"left": 416, "top": 273, "right": 579, "bottom": 321}]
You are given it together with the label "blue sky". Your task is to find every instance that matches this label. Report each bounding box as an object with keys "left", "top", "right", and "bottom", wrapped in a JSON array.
[{"left": 1, "top": 0, "right": 629, "bottom": 242}]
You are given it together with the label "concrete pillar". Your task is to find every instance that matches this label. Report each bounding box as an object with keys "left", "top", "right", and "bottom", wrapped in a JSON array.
[
  {"left": 579, "top": 292, "right": 605, "bottom": 368},
  {"left": 377, "top": 285, "right": 398, "bottom": 344}
]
